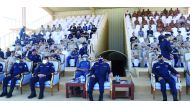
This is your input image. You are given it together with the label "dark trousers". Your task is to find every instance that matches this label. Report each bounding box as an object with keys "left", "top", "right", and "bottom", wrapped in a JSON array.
[
  {"left": 88, "top": 77, "right": 104, "bottom": 100},
  {"left": 158, "top": 76, "right": 177, "bottom": 100},
  {"left": 29, "top": 76, "right": 51, "bottom": 96},
  {"left": 2, "top": 76, "right": 19, "bottom": 94},
  {"left": 173, "top": 54, "right": 179, "bottom": 67}
]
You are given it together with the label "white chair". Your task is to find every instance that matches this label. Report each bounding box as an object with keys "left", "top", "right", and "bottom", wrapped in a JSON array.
[
  {"left": 184, "top": 53, "right": 190, "bottom": 62},
  {"left": 59, "top": 54, "right": 65, "bottom": 72},
  {"left": 139, "top": 37, "right": 145, "bottom": 43},
  {"left": 135, "top": 25, "right": 141, "bottom": 31},
  {"left": 69, "top": 59, "right": 76, "bottom": 67},
  {"left": 172, "top": 28, "right": 178, "bottom": 36},
  {"left": 132, "top": 17, "right": 136, "bottom": 25},
  {"left": 150, "top": 60, "right": 181, "bottom": 100},
  {"left": 186, "top": 61, "right": 190, "bottom": 94},
  {"left": 144, "top": 25, "right": 149, "bottom": 31},
  {"left": 133, "top": 59, "right": 140, "bottom": 67},
  {"left": 151, "top": 24, "right": 157, "bottom": 32},
  {"left": 149, "top": 37, "right": 154, "bottom": 43}
]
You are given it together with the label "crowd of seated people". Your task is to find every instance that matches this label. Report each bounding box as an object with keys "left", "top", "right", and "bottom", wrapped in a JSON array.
[
  {"left": 126, "top": 8, "right": 190, "bottom": 68},
  {"left": 1, "top": 15, "right": 102, "bottom": 69}
]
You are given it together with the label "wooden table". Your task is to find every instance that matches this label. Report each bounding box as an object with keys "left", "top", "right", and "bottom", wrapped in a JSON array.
[
  {"left": 65, "top": 82, "right": 86, "bottom": 98},
  {"left": 112, "top": 80, "right": 134, "bottom": 100}
]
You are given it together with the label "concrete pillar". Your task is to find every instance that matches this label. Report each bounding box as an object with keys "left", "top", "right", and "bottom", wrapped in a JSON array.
[{"left": 22, "top": 7, "right": 26, "bottom": 27}]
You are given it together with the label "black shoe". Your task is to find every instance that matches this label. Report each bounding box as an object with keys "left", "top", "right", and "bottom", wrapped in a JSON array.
[
  {"left": 38, "top": 95, "right": 44, "bottom": 99},
  {"left": 99, "top": 98, "right": 103, "bottom": 101},
  {"left": 173, "top": 98, "right": 178, "bottom": 101},
  {"left": 0, "top": 93, "right": 7, "bottom": 97},
  {"left": 163, "top": 99, "right": 167, "bottom": 101},
  {"left": 98, "top": 93, "right": 103, "bottom": 101},
  {"left": 89, "top": 95, "right": 93, "bottom": 101},
  {"left": 6, "top": 93, "right": 12, "bottom": 98},
  {"left": 28, "top": 94, "right": 37, "bottom": 99},
  {"left": 89, "top": 98, "right": 93, "bottom": 101}
]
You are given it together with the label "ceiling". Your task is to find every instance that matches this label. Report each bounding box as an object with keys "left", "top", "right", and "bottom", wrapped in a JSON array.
[
  {"left": 43, "top": 7, "right": 114, "bottom": 14},
  {"left": 46, "top": 7, "right": 92, "bottom": 12}
]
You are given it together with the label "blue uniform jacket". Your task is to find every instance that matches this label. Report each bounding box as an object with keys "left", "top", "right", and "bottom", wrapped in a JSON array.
[
  {"left": 34, "top": 62, "right": 55, "bottom": 77},
  {"left": 10, "top": 62, "right": 29, "bottom": 77},
  {"left": 0, "top": 51, "right": 4, "bottom": 59},
  {"left": 15, "top": 39, "right": 21, "bottom": 45},
  {"left": 158, "top": 35, "right": 165, "bottom": 44},
  {"left": 70, "top": 51, "right": 79, "bottom": 57},
  {"left": 79, "top": 46, "right": 88, "bottom": 56},
  {"left": 160, "top": 39, "right": 172, "bottom": 59},
  {"left": 83, "top": 26, "right": 88, "bottom": 31},
  {"left": 28, "top": 54, "right": 41, "bottom": 63},
  {"left": 6, "top": 51, "right": 11, "bottom": 58},
  {"left": 0, "top": 63, "right": 3, "bottom": 72},
  {"left": 77, "top": 60, "right": 90, "bottom": 72},
  {"left": 152, "top": 62, "right": 179, "bottom": 80},
  {"left": 147, "top": 30, "right": 153, "bottom": 36},
  {"left": 47, "top": 38, "right": 54, "bottom": 45},
  {"left": 68, "top": 34, "right": 73, "bottom": 40},
  {"left": 90, "top": 62, "right": 110, "bottom": 81}
]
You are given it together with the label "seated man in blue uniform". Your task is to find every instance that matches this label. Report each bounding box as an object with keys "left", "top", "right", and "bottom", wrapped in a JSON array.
[
  {"left": 47, "top": 35, "right": 55, "bottom": 46},
  {"left": 15, "top": 37, "right": 21, "bottom": 45},
  {"left": 152, "top": 55, "right": 180, "bottom": 101},
  {"left": 83, "top": 24, "right": 88, "bottom": 31},
  {"left": 88, "top": 57, "right": 110, "bottom": 101},
  {"left": 67, "top": 48, "right": 79, "bottom": 67},
  {"left": 74, "top": 54, "right": 90, "bottom": 79},
  {"left": 0, "top": 55, "right": 29, "bottom": 98},
  {"left": 28, "top": 49, "right": 41, "bottom": 72},
  {"left": 28, "top": 56, "right": 55, "bottom": 99},
  {"left": 160, "top": 34, "right": 173, "bottom": 60},
  {"left": 23, "top": 47, "right": 32, "bottom": 58},
  {"left": 158, "top": 31, "right": 165, "bottom": 44},
  {"left": 5, "top": 48, "right": 11, "bottom": 59},
  {"left": 79, "top": 42, "right": 88, "bottom": 57},
  {"left": 76, "top": 31, "right": 81, "bottom": 39},
  {"left": 68, "top": 32, "right": 73, "bottom": 40},
  {"left": 147, "top": 27, "right": 153, "bottom": 37}
]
